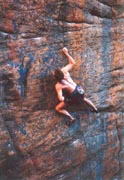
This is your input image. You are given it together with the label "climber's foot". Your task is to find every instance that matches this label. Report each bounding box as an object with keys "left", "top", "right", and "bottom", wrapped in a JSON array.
[
  {"left": 91, "top": 108, "right": 98, "bottom": 113},
  {"left": 66, "top": 119, "right": 75, "bottom": 127}
]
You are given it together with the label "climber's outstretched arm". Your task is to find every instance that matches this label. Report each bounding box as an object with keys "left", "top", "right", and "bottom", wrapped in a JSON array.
[{"left": 61, "top": 47, "right": 76, "bottom": 72}]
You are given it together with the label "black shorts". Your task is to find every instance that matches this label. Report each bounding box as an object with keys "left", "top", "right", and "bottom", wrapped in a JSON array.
[{"left": 64, "top": 85, "right": 85, "bottom": 105}]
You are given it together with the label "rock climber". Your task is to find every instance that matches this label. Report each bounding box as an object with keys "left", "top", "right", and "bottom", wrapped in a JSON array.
[{"left": 54, "top": 47, "right": 98, "bottom": 126}]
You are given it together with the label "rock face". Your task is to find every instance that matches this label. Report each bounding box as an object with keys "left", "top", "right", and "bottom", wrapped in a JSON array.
[{"left": 0, "top": 0, "right": 124, "bottom": 180}]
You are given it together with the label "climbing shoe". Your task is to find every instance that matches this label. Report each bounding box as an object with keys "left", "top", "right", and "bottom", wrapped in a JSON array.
[{"left": 66, "top": 119, "right": 75, "bottom": 127}]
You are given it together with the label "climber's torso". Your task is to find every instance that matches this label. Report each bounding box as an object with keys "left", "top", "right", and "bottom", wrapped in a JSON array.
[{"left": 56, "top": 71, "right": 77, "bottom": 94}]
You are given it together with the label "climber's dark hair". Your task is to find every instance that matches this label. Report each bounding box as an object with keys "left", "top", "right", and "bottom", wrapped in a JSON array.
[{"left": 54, "top": 68, "right": 64, "bottom": 82}]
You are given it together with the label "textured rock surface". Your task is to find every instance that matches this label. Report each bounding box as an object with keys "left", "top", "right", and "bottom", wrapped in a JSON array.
[{"left": 0, "top": 0, "right": 124, "bottom": 180}]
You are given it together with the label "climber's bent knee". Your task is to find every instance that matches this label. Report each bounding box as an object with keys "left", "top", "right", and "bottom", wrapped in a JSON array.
[{"left": 55, "top": 101, "right": 66, "bottom": 112}]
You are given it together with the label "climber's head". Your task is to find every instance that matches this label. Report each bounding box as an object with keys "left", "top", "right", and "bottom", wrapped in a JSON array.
[{"left": 54, "top": 68, "right": 64, "bottom": 82}]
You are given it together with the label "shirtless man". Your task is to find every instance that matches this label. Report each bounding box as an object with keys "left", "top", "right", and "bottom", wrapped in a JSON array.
[{"left": 54, "top": 47, "right": 98, "bottom": 126}]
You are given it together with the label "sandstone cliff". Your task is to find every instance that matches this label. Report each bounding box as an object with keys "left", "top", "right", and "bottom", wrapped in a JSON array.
[{"left": 0, "top": 0, "right": 124, "bottom": 180}]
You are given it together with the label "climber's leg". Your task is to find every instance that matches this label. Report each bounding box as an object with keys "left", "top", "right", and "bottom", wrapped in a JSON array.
[
  {"left": 55, "top": 101, "right": 75, "bottom": 124},
  {"left": 83, "top": 97, "right": 98, "bottom": 112}
]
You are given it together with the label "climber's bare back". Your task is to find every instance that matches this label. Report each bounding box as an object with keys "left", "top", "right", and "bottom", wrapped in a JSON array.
[{"left": 55, "top": 70, "right": 77, "bottom": 95}]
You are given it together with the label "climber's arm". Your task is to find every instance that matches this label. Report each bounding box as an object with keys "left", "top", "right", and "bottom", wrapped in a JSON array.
[
  {"left": 55, "top": 85, "right": 64, "bottom": 102},
  {"left": 61, "top": 47, "right": 76, "bottom": 72}
]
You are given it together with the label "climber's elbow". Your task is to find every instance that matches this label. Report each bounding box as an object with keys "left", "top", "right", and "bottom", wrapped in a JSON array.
[{"left": 58, "top": 96, "right": 64, "bottom": 102}]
